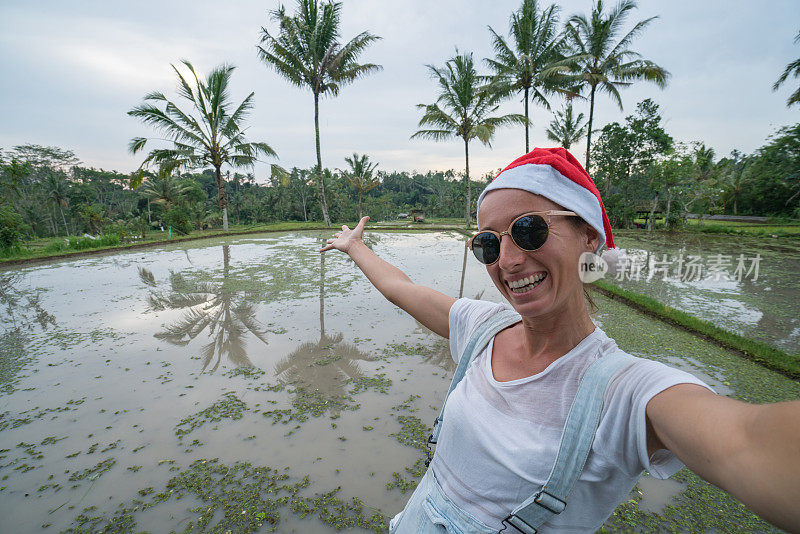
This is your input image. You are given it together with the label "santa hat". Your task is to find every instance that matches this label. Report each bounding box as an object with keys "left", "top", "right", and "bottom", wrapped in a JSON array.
[{"left": 476, "top": 147, "right": 615, "bottom": 255}]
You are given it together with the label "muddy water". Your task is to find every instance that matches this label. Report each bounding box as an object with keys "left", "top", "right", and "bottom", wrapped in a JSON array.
[
  {"left": 0, "top": 231, "right": 497, "bottom": 533},
  {"left": 0, "top": 231, "right": 796, "bottom": 533},
  {"left": 611, "top": 230, "right": 800, "bottom": 353}
]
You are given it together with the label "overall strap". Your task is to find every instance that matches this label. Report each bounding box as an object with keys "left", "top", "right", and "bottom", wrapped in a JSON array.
[
  {"left": 502, "top": 350, "right": 634, "bottom": 534},
  {"left": 428, "top": 308, "right": 521, "bottom": 445}
]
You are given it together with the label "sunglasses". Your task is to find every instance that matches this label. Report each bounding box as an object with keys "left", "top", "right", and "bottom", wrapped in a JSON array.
[{"left": 466, "top": 210, "right": 580, "bottom": 265}]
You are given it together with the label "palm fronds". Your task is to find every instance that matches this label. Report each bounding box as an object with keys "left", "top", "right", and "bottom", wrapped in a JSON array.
[
  {"left": 128, "top": 61, "right": 276, "bottom": 230},
  {"left": 564, "top": 0, "right": 669, "bottom": 170}
]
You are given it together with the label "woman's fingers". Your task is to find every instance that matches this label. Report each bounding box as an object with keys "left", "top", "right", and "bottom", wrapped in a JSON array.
[{"left": 320, "top": 222, "right": 364, "bottom": 253}]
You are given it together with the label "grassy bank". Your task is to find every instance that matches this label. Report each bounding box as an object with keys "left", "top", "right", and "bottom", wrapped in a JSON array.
[
  {"left": 0, "top": 220, "right": 469, "bottom": 266},
  {"left": 633, "top": 217, "right": 800, "bottom": 237},
  {"left": 591, "top": 279, "right": 800, "bottom": 380}
]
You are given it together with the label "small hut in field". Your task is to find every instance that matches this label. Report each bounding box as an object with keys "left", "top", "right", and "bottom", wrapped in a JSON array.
[{"left": 411, "top": 209, "right": 426, "bottom": 223}]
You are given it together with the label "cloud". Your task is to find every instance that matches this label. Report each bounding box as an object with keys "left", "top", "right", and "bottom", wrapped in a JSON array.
[{"left": 1, "top": 0, "right": 799, "bottom": 179}]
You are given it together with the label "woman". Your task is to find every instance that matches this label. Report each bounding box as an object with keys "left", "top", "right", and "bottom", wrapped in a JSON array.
[{"left": 320, "top": 148, "right": 800, "bottom": 533}]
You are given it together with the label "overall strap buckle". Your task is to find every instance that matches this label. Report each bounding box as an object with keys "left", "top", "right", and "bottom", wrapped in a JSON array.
[
  {"left": 500, "top": 514, "right": 537, "bottom": 534},
  {"left": 533, "top": 489, "right": 567, "bottom": 514}
]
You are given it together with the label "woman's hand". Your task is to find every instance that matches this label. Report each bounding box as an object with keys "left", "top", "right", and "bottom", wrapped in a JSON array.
[{"left": 320, "top": 216, "right": 370, "bottom": 254}]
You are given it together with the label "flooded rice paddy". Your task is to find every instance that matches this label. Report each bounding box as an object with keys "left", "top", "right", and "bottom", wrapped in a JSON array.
[
  {"left": 1, "top": 230, "right": 798, "bottom": 533},
  {"left": 611, "top": 230, "right": 800, "bottom": 353}
]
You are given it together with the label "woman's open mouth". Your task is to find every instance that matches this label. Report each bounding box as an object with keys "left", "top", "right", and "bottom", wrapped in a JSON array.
[{"left": 507, "top": 272, "right": 547, "bottom": 294}]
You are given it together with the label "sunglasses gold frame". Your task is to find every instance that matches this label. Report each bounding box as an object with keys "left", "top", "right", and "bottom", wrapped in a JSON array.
[{"left": 466, "top": 210, "right": 580, "bottom": 265}]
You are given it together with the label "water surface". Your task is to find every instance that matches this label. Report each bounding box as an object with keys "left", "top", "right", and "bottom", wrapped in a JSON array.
[
  {"left": 0, "top": 230, "right": 795, "bottom": 533},
  {"left": 611, "top": 230, "right": 800, "bottom": 353}
]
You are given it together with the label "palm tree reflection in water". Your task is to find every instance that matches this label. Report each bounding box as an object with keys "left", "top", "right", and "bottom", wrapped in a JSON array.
[
  {"left": 273, "top": 250, "right": 374, "bottom": 417},
  {"left": 139, "top": 245, "right": 271, "bottom": 372}
]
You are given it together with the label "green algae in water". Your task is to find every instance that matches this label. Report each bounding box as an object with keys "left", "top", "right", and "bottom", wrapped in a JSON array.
[
  {"left": 63, "top": 458, "right": 387, "bottom": 533},
  {"left": 385, "top": 396, "right": 430, "bottom": 494},
  {"left": 0, "top": 330, "right": 33, "bottom": 395},
  {"left": 68, "top": 458, "right": 117, "bottom": 483},
  {"left": 174, "top": 392, "right": 248, "bottom": 439},
  {"left": 262, "top": 374, "right": 393, "bottom": 425}
]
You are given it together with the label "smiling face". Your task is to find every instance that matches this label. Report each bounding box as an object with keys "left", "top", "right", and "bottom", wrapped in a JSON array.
[{"left": 477, "top": 189, "right": 600, "bottom": 319}]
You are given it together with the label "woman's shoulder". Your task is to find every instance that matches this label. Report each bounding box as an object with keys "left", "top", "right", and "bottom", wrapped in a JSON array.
[
  {"left": 449, "top": 298, "right": 512, "bottom": 334},
  {"left": 448, "top": 298, "right": 513, "bottom": 363}
]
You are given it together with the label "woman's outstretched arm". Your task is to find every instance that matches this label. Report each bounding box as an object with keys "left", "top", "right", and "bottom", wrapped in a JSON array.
[
  {"left": 646, "top": 384, "right": 800, "bottom": 532},
  {"left": 320, "top": 216, "right": 456, "bottom": 338}
]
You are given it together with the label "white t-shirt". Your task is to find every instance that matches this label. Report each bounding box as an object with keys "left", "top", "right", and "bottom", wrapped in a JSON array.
[{"left": 429, "top": 298, "right": 714, "bottom": 532}]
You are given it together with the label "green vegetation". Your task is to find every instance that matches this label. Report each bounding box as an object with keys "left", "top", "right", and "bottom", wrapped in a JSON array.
[
  {"left": 634, "top": 217, "right": 800, "bottom": 237},
  {"left": 174, "top": 392, "right": 248, "bottom": 440},
  {"left": 546, "top": 102, "right": 586, "bottom": 150},
  {"left": 594, "top": 100, "right": 800, "bottom": 228},
  {"left": 591, "top": 279, "right": 800, "bottom": 379},
  {"left": 343, "top": 153, "right": 379, "bottom": 220},
  {"left": 64, "top": 459, "right": 387, "bottom": 533}
]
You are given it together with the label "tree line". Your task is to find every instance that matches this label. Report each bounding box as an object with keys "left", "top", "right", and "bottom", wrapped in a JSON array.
[
  {"left": 593, "top": 99, "right": 800, "bottom": 228},
  {"left": 2, "top": 0, "right": 799, "bottom": 252}
]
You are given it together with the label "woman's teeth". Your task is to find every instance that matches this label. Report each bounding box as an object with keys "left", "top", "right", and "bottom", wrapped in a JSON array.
[{"left": 509, "top": 273, "right": 547, "bottom": 293}]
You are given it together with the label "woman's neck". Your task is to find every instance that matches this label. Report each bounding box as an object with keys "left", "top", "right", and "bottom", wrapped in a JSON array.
[{"left": 517, "top": 291, "right": 596, "bottom": 364}]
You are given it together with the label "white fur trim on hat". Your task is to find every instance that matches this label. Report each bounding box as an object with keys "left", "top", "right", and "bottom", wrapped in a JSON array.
[{"left": 476, "top": 164, "right": 607, "bottom": 253}]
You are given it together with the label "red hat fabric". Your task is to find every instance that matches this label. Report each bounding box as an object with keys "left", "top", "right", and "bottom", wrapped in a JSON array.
[{"left": 476, "top": 147, "right": 615, "bottom": 252}]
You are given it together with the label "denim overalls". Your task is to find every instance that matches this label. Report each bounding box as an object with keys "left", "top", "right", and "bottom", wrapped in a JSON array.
[{"left": 390, "top": 310, "right": 633, "bottom": 534}]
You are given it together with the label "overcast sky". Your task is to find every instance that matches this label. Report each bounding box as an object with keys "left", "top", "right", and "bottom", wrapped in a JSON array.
[{"left": 1, "top": 0, "right": 798, "bottom": 182}]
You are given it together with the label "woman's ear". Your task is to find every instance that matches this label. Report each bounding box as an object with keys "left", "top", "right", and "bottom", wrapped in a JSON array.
[{"left": 584, "top": 224, "right": 601, "bottom": 252}]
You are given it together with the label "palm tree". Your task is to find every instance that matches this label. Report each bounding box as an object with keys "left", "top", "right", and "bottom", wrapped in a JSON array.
[
  {"left": 486, "top": 0, "right": 572, "bottom": 152},
  {"left": 412, "top": 52, "right": 526, "bottom": 228},
  {"left": 773, "top": 30, "right": 800, "bottom": 107},
  {"left": 257, "top": 0, "right": 382, "bottom": 227},
  {"left": 546, "top": 101, "right": 587, "bottom": 149},
  {"left": 721, "top": 150, "right": 751, "bottom": 216},
  {"left": 128, "top": 60, "right": 276, "bottom": 231},
  {"left": 139, "top": 166, "right": 191, "bottom": 213},
  {"left": 343, "top": 153, "right": 379, "bottom": 219},
  {"left": 565, "top": 0, "right": 669, "bottom": 171},
  {"left": 43, "top": 171, "right": 70, "bottom": 236}
]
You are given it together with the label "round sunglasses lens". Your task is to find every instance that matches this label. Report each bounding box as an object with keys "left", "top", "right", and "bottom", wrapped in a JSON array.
[
  {"left": 472, "top": 233, "right": 500, "bottom": 264},
  {"left": 511, "top": 215, "right": 548, "bottom": 250}
]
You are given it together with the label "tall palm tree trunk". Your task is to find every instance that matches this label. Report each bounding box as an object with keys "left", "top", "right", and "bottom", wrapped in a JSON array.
[
  {"left": 48, "top": 208, "right": 57, "bottom": 236},
  {"left": 215, "top": 166, "right": 229, "bottom": 231},
  {"left": 314, "top": 93, "right": 332, "bottom": 227},
  {"left": 358, "top": 190, "right": 363, "bottom": 219},
  {"left": 647, "top": 192, "right": 659, "bottom": 231},
  {"left": 524, "top": 86, "right": 530, "bottom": 153},
  {"left": 585, "top": 85, "right": 596, "bottom": 171},
  {"left": 59, "top": 205, "right": 69, "bottom": 237},
  {"left": 464, "top": 138, "right": 471, "bottom": 229}
]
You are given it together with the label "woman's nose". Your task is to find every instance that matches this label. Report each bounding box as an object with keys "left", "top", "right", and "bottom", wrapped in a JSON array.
[{"left": 497, "top": 234, "right": 525, "bottom": 270}]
